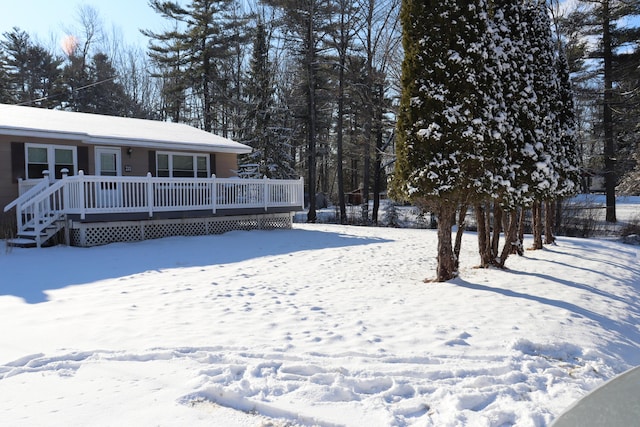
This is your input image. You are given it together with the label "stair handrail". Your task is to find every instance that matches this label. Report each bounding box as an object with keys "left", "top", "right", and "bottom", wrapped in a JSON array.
[
  {"left": 17, "top": 179, "right": 67, "bottom": 246},
  {"left": 3, "top": 177, "right": 51, "bottom": 213}
]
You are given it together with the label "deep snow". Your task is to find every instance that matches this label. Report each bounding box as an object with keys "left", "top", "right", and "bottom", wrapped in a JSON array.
[{"left": 0, "top": 201, "right": 639, "bottom": 426}]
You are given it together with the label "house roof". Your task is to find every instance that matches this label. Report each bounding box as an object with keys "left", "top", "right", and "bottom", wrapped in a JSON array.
[{"left": 0, "top": 104, "right": 252, "bottom": 154}]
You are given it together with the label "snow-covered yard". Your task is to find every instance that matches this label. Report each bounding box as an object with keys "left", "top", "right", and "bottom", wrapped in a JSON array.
[{"left": 0, "top": 199, "right": 639, "bottom": 426}]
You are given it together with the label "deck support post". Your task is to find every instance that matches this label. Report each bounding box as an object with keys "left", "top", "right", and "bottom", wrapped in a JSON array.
[{"left": 64, "top": 217, "right": 71, "bottom": 246}]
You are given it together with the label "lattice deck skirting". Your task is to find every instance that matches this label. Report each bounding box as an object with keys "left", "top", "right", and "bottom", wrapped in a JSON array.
[{"left": 69, "top": 213, "right": 293, "bottom": 247}]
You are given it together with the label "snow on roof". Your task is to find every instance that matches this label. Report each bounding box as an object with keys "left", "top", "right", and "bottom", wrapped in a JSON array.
[{"left": 0, "top": 104, "right": 252, "bottom": 154}]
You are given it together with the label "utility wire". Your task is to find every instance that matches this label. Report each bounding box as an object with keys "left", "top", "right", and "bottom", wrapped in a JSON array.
[{"left": 14, "top": 75, "right": 117, "bottom": 106}]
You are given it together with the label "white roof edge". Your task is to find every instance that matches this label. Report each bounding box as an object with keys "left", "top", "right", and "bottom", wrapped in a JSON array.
[
  {"left": 86, "top": 136, "right": 253, "bottom": 154},
  {"left": 0, "top": 126, "right": 89, "bottom": 142},
  {"left": 0, "top": 104, "right": 253, "bottom": 154},
  {"left": 0, "top": 127, "right": 252, "bottom": 154}
]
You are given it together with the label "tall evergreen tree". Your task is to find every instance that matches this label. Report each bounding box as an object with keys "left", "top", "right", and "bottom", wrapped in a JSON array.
[
  {"left": 145, "top": 0, "right": 248, "bottom": 133},
  {"left": 143, "top": 19, "right": 190, "bottom": 123},
  {"left": 85, "top": 53, "right": 139, "bottom": 116},
  {"left": 569, "top": 0, "right": 640, "bottom": 221},
  {"left": 524, "top": 0, "right": 562, "bottom": 249},
  {"left": 328, "top": 0, "right": 359, "bottom": 223},
  {"left": 241, "top": 21, "right": 295, "bottom": 178},
  {"left": 392, "top": 0, "right": 500, "bottom": 281},
  {"left": 475, "top": 0, "right": 528, "bottom": 268},
  {"left": 0, "top": 50, "right": 12, "bottom": 103},
  {"left": 612, "top": 47, "right": 640, "bottom": 192},
  {"left": 1, "top": 28, "right": 64, "bottom": 108}
]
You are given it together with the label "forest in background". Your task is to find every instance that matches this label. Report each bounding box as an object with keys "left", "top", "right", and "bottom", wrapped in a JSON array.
[{"left": 0, "top": 0, "right": 639, "bottom": 226}]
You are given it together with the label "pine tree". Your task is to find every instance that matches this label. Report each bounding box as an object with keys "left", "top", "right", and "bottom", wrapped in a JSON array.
[
  {"left": 145, "top": 0, "right": 249, "bottom": 133},
  {"left": 568, "top": 0, "right": 640, "bottom": 222},
  {"left": 241, "top": 21, "right": 295, "bottom": 178},
  {"left": 392, "top": 0, "right": 500, "bottom": 281},
  {"left": 143, "top": 19, "right": 190, "bottom": 123},
  {"left": 328, "top": 0, "right": 359, "bottom": 223},
  {"left": 0, "top": 50, "right": 12, "bottom": 103},
  {"left": 1, "top": 28, "right": 64, "bottom": 108},
  {"left": 85, "top": 53, "right": 139, "bottom": 116}
]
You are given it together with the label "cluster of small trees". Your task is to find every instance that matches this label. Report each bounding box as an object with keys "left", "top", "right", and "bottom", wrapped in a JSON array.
[{"left": 392, "top": 0, "right": 581, "bottom": 281}]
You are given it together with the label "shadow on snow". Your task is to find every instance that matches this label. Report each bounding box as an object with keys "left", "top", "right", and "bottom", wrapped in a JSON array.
[{"left": 0, "top": 228, "right": 391, "bottom": 304}]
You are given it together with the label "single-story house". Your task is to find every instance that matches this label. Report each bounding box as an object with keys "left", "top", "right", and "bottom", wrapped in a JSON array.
[{"left": 1, "top": 104, "right": 304, "bottom": 247}]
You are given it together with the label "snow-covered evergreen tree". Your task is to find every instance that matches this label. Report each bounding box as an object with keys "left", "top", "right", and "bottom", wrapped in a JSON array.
[
  {"left": 392, "top": 0, "right": 501, "bottom": 281},
  {"left": 393, "top": 0, "right": 581, "bottom": 276},
  {"left": 553, "top": 47, "right": 581, "bottom": 199},
  {"left": 474, "top": 0, "right": 533, "bottom": 267},
  {"left": 521, "top": 1, "right": 559, "bottom": 201},
  {"left": 525, "top": 1, "right": 565, "bottom": 248},
  {"left": 547, "top": 46, "right": 581, "bottom": 241}
]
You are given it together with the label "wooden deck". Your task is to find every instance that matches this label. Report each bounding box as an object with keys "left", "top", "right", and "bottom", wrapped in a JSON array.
[{"left": 4, "top": 173, "right": 304, "bottom": 247}]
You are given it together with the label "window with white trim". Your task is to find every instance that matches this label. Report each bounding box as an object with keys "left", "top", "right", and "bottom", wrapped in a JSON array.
[
  {"left": 156, "top": 152, "right": 209, "bottom": 178},
  {"left": 25, "top": 143, "right": 77, "bottom": 179}
]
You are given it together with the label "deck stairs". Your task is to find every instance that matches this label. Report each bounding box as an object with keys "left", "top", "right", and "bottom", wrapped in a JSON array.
[
  {"left": 4, "top": 178, "right": 66, "bottom": 248},
  {"left": 7, "top": 214, "right": 65, "bottom": 248}
]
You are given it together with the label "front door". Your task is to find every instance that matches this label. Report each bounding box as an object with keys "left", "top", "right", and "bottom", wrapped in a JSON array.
[{"left": 95, "top": 147, "right": 122, "bottom": 208}]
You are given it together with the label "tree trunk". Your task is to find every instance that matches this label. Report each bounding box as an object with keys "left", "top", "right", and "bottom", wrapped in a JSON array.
[
  {"left": 491, "top": 203, "right": 502, "bottom": 262},
  {"left": 306, "top": 6, "right": 317, "bottom": 223},
  {"left": 512, "top": 207, "right": 525, "bottom": 256},
  {"left": 336, "top": 23, "right": 347, "bottom": 224},
  {"left": 544, "top": 200, "right": 555, "bottom": 244},
  {"left": 475, "top": 204, "right": 492, "bottom": 268},
  {"left": 453, "top": 204, "right": 468, "bottom": 270},
  {"left": 531, "top": 201, "right": 543, "bottom": 250},
  {"left": 498, "top": 210, "right": 518, "bottom": 268},
  {"left": 372, "top": 84, "right": 383, "bottom": 224},
  {"left": 433, "top": 203, "right": 457, "bottom": 282},
  {"left": 361, "top": 0, "right": 374, "bottom": 225},
  {"left": 602, "top": 0, "right": 617, "bottom": 223}
]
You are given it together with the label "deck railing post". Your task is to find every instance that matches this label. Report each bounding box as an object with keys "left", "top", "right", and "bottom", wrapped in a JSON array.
[
  {"left": 299, "top": 177, "right": 305, "bottom": 210},
  {"left": 147, "top": 172, "right": 154, "bottom": 217},
  {"left": 16, "top": 177, "right": 23, "bottom": 231},
  {"left": 35, "top": 200, "right": 41, "bottom": 248},
  {"left": 16, "top": 199, "right": 23, "bottom": 231},
  {"left": 263, "top": 176, "right": 269, "bottom": 212},
  {"left": 42, "top": 170, "right": 51, "bottom": 215},
  {"left": 61, "top": 168, "right": 69, "bottom": 212},
  {"left": 211, "top": 174, "right": 217, "bottom": 214},
  {"left": 78, "top": 170, "right": 86, "bottom": 220}
]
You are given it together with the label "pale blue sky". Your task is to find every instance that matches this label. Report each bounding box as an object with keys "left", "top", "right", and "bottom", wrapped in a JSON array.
[{"left": 0, "top": 0, "right": 169, "bottom": 50}]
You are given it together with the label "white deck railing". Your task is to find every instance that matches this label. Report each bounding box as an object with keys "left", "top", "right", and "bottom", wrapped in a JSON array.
[
  {"left": 5, "top": 172, "right": 305, "bottom": 231},
  {"left": 62, "top": 172, "right": 305, "bottom": 219}
]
